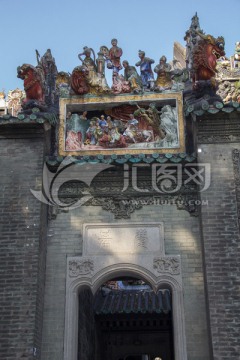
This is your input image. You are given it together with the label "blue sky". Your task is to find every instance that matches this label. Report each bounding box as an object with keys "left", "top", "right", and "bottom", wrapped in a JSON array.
[{"left": 1, "top": 0, "right": 239, "bottom": 94}]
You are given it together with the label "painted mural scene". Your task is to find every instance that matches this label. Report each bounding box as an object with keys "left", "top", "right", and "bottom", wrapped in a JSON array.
[{"left": 1, "top": 11, "right": 240, "bottom": 360}]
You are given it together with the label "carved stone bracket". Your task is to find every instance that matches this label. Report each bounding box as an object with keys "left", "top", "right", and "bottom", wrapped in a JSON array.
[
  {"left": 69, "top": 259, "right": 94, "bottom": 277},
  {"left": 175, "top": 193, "right": 199, "bottom": 216},
  {"left": 153, "top": 256, "right": 181, "bottom": 275}
]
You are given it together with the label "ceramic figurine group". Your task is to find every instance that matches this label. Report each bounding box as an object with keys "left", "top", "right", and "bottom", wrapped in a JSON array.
[
  {"left": 16, "top": 14, "right": 228, "bottom": 106},
  {"left": 66, "top": 112, "right": 130, "bottom": 150},
  {"left": 69, "top": 39, "right": 187, "bottom": 96},
  {"left": 65, "top": 101, "right": 179, "bottom": 151}
]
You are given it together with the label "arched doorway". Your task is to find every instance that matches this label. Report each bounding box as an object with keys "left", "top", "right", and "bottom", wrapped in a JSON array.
[
  {"left": 64, "top": 222, "right": 187, "bottom": 360},
  {"left": 93, "top": 277, "right": 174, "bottom": 360}
]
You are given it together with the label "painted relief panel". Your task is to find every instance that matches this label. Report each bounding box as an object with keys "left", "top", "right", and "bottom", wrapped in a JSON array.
[{"left": 58, "top": 92, "right": 184, "bottom": 156}]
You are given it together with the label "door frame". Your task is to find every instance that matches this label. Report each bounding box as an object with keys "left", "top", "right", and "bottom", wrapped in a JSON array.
[{"left": 64, "top": 261, "right": 187, "bottom": 360}]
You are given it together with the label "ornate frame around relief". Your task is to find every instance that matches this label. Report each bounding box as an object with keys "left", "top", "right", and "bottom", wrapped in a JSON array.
[{"left": 58, "top": 92, "right": 185, "bottom": 156}]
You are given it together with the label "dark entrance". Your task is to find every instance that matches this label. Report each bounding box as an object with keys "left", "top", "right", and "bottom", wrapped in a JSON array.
[{"left": 93, "top": 281, "right": 174, "bottom": 360}]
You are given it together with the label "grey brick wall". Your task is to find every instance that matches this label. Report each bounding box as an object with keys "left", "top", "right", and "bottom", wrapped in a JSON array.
[
  {"left": 41, "top": 199, "right": 210, "bottom": 360},
  {"left": 0, "top": 121, "right": 233, "bottom": 360},
  {"left": 0, "top": 125, "right": 48, "bottom": 360},
  {"left": 198, "top": 142, "right": 240, "bottom": 360}
]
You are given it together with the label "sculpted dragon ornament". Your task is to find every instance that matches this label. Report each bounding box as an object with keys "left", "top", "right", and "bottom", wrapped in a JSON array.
[{"left": 192, "top": 32, "right": 225, "bottom": 83}]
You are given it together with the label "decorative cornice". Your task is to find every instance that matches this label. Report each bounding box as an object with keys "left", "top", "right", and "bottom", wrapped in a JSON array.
[
  {"left": 0, "top": 107, "right": 58, "bottom": 126},
  {"left": 192, "top": 106, "right": 239, "bottom": 117},
  {"left": 46, "top": 153, "right": 197, "bottom": 166},
  {"left": 184, "top": 91, "right": 240, "bottom": 118}
]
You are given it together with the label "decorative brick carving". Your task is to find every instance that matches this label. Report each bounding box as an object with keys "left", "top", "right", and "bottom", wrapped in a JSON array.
[
  {"left": 69, "top": 259, "right": 94, "bottom": 277},
  {"left": 87, "top": 193, "right": 199, "bottom": 219},
  {"left": 153, "top": 257, "right": 180, "bottom": 275},
  {"left": 54, "top": 164, "right": 199, "bottom": 219},
  {"left": 197, "top": 116, "right": 240, "bottom": 144}
]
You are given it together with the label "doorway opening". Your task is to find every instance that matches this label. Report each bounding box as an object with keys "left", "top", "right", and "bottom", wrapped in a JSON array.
[{"left": 78, "top": 276, "right": 174, "bottom": 360}]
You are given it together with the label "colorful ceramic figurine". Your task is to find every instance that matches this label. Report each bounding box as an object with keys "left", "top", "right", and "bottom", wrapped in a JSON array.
[
  {"left": 74, "top": 46, "right": 110, "bottom": 95},
  {"left": 192, "top": 32, "right": 225, "bottom": 82},
  {"left": 154, "top": 56, "right": 173, "bottom": 91},
  {"left": 234, "top": 42, "right": 240, "bottom": 68},
  {"left": 17, "top": 64, "right": 45, "bottom": 103},
  {"left": 185, "top": 14, "right": 225, "bottom": 85},
  {"left": 111, "top": 72, "right": 131, "bottom": 94},
  {"left": 122, "top": 60, "right": 143, "bottom": 93},
  {"left": 106, "top": 38, "right": 123, "bottom": 74},
  {"left": 135, "top": 50, "right": 155, "bottom": 91},
  {"left": 78, "top": 46, "right": 97, "bottom": 75},
  {"left": 65, "top": 112, "right": 82, "bottom": 151}
]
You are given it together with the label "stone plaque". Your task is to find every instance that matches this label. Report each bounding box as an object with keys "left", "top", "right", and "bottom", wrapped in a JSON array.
[{"left": 83, "top": 222, "right": 164, "bottom": 255}]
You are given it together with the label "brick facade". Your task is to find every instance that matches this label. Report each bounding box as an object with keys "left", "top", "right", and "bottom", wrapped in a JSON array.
[
  {"left": 197, "top": 114, "right": 240, "bottom": 360},
  {"left": 41, "top": 200, "right": 210, "bottom": 360},
  {"left": 1, "top": 112, "right": 240, "bottom": 360},
  {"left": 0, "top": 124, "right": 48, "bottom": 360}
]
